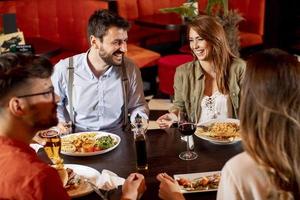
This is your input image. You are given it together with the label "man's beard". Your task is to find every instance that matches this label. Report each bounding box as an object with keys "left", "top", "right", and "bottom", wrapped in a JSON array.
[
  {"left": 28, "top": 105, "right": 58, "bottom": 131},
  {"left": 99, "top": 49, "right": 123, "bottom": 66},
  {"left": 35, "top": 114, "right": 58, "bottom": 130}
]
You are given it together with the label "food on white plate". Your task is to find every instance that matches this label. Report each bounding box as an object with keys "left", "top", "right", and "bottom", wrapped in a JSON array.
[
  {"left": 197, "top": 122, "right": 240, "bottom": 140},
  {"left": 55, "top": 167, "right": 82, "bottom": 191},
  {"left": 176, "top": 173, "right": 221, "bottom": 191},
  {"left": 61, "top": 132, "right": 117, "bottom": 153},
  {"left": 56, "top": 167, "right": 68, "bottom": 187}
]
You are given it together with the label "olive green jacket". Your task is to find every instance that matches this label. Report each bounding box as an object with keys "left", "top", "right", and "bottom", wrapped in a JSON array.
[{"left": 169, "top": 58, "right": 246, "bottom": 121}]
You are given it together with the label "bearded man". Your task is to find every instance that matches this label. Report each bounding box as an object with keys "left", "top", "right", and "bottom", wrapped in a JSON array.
[
  {"left": 52, "top": 9, "right": 149, "bottom": 133},
  {"left": 0, "top": 53, "right": 70, "bottom": 199},
  {"left": 0, "top": 53, "right": 146, "bottom": 199}
]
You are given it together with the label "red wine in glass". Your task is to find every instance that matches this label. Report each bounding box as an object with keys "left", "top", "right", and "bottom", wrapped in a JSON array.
[
  {"left": 178, "top": 123, "right": 196, "bottom": 136},
  {"left": 178, "top": 122, "right": 198, "bottom": 160}
]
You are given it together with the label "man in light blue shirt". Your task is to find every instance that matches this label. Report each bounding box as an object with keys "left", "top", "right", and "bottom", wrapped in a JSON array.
[{"left": 51, "top": 10, "right": 149, "bottom": 132}]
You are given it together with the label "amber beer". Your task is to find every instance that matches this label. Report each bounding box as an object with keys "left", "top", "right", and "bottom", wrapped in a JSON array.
[{"left": 39, "top": 129, "right": 63, "bottom": 168}]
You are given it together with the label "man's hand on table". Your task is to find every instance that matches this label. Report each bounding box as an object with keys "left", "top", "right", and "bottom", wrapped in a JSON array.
[
  {"left": 157, "top": 173, "right": 185, "bottom": 200},
  {"left": 121, "top": 173, "right": 146, "bottom": 200}
]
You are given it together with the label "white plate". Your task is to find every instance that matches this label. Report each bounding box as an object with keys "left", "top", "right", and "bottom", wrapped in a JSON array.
[
  {"left": 61, "top": 131, "right": 121, "bottom": 156},
  {"left": 195, "top": 118, "right": 241, "bottom": 145},
  {"left": 65, "top": 164, "right": 101, "bottom": 198},
  {"left": 174, "top": 171, "right": 221, "bottom": 193}
]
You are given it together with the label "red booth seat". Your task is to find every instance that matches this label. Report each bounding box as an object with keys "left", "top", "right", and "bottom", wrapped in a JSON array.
[
  {"left": 198, "top": 0, "right": 266, "bottom": 49},
  {"left": 158, "top": 54, "right": 194, "bottom": 95},
  {"left": 0, "top": 0, "right": 107, "bottom": 64},
  {"left": 0, "top": 0, "right": 161, "bottom": 68},
  {"left": 117, "top": 0, "right": 185, "bottom": 46}
]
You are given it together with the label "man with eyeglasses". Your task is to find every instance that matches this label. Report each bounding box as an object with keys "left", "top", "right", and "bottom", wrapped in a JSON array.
[
  {"left": 52, "top": 9, "right": 149, "bottom": 133},
  {"left": 0, "top": 53, "right": 146, "bottom": 200},
  {"left": 0, "top": 53, "right": 69, "bottom": 199}
]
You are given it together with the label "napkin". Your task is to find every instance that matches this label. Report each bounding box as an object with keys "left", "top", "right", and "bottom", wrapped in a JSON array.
[
  {"left": 98, "top": 169, "right": 125, "bottom": 191},
  {"left": 148, "top": 99, "right": 172, "bottom": 110},
  {"left": 148, "top": 120, "right": 160, "bottom": 130},
  {"left": 30, "top": 143, "right": 43, "bottom": 152}
]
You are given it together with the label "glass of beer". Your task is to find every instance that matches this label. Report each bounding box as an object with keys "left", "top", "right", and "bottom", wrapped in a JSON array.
[{"left": 38, "top": 128, "right": 64, "bottom": 169}]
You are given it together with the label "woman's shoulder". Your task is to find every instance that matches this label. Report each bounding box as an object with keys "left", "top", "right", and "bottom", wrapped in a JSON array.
[
  {"left": 220, "top": 153, "right": 273, "bottom": 199},
  {"left": 176, "top": 61, "right": 195, "bottom": 73},
  {"left": 222, "top": 152, "right": 266, "bottom": 186},
  {"left": 232, "top": 57, "right": 246, "bottom": 69},
  {"left": 223, "top": 152, "right": 255, "bottom": 171},
  {"left": 230, "top": 57, "right": 246, "bottom": 75}
]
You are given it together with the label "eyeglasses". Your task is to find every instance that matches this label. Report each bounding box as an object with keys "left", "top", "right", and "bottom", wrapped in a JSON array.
[{"left": 17, "top": 86, "right": 55, "bottom": 101}]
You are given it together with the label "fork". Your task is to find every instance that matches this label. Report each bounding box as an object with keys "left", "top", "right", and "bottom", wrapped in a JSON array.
[{"left": 84, "top": 179, "right": 108, "bottom": 200}]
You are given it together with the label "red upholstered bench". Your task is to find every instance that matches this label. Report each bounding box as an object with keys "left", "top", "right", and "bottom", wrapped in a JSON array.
[
  {"left": 158, "top": 54, "right": 193, "bottom": 96},
  {"left": 198, "top": 0, "right": 266, "bottom": 49}
]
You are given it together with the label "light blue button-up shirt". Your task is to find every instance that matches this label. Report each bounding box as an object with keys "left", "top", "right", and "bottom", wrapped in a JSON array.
[{"left": 51, "top": 52, "right": 149, "bottom": 132}]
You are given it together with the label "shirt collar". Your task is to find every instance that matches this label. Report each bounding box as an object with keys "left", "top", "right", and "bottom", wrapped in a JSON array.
[
  {"left": 194, "top": 60, "right": 204, "bottom": 80},
  {"left": 84, "top": 49, "right": 115, "bottom": 79},
  {"left": 84, "top": 49, "right": 96, "bottom": 79}
]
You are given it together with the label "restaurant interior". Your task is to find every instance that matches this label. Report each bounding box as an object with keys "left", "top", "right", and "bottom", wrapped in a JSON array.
[
  {"left": 0, "top": 0, "right": 299, "bottom": 98},
  {"left": 0, "top": 0, "right": 300, "bottom": 199}
]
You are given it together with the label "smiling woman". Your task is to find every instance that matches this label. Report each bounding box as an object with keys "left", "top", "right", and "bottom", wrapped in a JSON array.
[{"left": 156, "top": 15, "right": 246, "bottom": 128}]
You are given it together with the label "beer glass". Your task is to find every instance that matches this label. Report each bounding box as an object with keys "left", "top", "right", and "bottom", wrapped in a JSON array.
[{"left": 38, "top": 128, "right": 64, "bottom": 169}]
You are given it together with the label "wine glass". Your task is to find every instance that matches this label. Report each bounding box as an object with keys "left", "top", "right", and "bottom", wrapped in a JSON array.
[
  {"left": 178, "top": 112, "right": 198, "bottom": 160},
  {"left": 38, "top": 128, "right": 64, "bottom": 169}
]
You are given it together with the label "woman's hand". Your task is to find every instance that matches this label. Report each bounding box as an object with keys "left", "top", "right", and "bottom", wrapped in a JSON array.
[
  {"left": 156, "top": 113, "right": 178, "bottom": 129},
  {"left": 121, "top": 173, "right": 146, "bottom": 200},
  {"left": 156, "top": 173, "right": 185, "bottom": 200}
]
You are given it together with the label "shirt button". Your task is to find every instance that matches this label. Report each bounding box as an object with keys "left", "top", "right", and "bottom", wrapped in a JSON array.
[{"left": 232, "top": 93, "right": 236, "bottom": 96}]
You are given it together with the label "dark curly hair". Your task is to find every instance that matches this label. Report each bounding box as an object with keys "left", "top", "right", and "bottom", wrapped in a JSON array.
[
  {"left": 0, "top": 53, "right": 53, "bottom": 102},
  {"left": 87, "top": 9, "right": 130, "bottom": 42}
]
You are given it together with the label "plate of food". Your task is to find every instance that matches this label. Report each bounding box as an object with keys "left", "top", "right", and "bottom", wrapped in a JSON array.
[
  {"left": 174, "top": 171, "right": 221, "bottom": 193},
  {"left": 61, "top": 131, "right": 121, "bottom": 156},
  {"left": 55, "top": 164, "right": 101, "bottom": 198},
  {"left": 195, "top": 118, "right": 241, "bottom": 145}
]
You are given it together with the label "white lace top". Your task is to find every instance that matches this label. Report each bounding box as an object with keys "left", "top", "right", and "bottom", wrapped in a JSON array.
[{"left": 199, "top": 91, "right": 233, "bottom": 123}]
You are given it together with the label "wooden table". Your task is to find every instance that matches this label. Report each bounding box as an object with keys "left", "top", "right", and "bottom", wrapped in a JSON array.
[{"left": 38, "top": 127, "right": 243, "bottom": 200}]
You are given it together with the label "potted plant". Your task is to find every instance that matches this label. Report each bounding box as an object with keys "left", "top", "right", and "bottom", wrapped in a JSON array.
[
  {"left": 160, "top": 0, "right": 243, "bottom": 56},
  {"left": 160, "top": 0, "right": 199, "bottom": 22}
]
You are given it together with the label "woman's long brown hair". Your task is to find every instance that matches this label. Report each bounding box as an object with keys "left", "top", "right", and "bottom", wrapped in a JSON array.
[
  {"left": 188, "top": 15, "right": 236, "bottom": 94},
  {"left": 240, "top": 48, "right": 300, "bottom": 199}
]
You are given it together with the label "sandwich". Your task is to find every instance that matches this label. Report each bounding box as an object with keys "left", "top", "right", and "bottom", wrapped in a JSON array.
[{"left": 55, "top": 167, "right": 81, "bottom": 190}]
